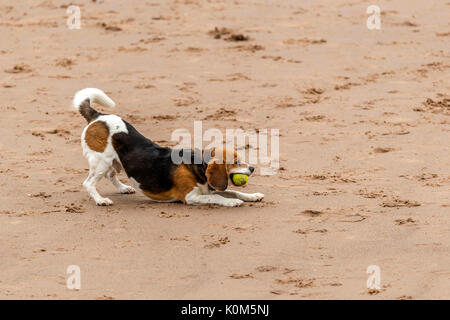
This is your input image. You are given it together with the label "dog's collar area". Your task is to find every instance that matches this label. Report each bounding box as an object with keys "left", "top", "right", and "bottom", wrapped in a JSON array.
[
  {"left": 201, "top": 152, "right": 214, "bottom": 191},
  {"left": 187, "top": 157, "right": 209, "bottom": 187}
]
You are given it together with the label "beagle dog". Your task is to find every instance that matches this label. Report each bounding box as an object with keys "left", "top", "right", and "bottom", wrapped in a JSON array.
[{"left": 73, "top": 88, "right": 264, "bottom": 207}]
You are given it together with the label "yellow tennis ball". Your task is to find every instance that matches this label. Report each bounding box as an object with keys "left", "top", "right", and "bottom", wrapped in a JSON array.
[{"left": 232, "top": 173, "right": 248, "bottom": 186}]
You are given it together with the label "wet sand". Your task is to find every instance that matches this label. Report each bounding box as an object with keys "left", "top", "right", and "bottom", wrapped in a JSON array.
[{"left": 0, "top": 0, "right": 449, "bottom": 299}]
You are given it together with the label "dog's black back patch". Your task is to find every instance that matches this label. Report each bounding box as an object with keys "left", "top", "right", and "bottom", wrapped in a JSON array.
[{"left": 112, "top": 121, "right": 176, "bottom": 194}]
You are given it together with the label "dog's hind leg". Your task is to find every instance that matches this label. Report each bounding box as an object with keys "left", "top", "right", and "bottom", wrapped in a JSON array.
[
  {"left": 83, "top": 158, "right": 114, "bottom": 206},
  {"left": 106, "top": 166, "right": 136, "bottom": 194}
]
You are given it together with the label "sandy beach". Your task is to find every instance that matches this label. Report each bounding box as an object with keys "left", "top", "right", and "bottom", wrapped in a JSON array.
[{"left": 0, "top": 0, "right": 449, "bottom": 299}]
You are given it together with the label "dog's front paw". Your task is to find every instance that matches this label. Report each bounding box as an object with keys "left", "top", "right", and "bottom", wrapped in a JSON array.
[
  {"left": 223, "top": 198, "right": 244, "bottom": 207},
  {"left": 96, "top": 198, "right": 114, "bottom": 206},
  {"left": 243, "top": 192, "right": 264, "bottom": 202},
  {"left": 119, "top": 185, "right": 136, "bottom": 194}
]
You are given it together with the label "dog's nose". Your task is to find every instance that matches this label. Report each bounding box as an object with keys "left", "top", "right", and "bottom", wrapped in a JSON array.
[{"left": 249, "top": 166, "right": 255, "bottom": 174}]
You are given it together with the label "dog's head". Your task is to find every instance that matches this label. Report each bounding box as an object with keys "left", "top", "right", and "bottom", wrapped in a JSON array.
[{"left": 204, "top": 148, "right": 255, "bottom": 191}]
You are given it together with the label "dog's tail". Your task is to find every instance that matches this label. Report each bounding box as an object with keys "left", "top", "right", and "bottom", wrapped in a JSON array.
[{"left": 72, "top": 88, "right": 116, "bottom": 123}]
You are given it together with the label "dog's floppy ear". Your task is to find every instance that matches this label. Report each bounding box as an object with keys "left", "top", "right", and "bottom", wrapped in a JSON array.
[{"left": 206, "top": 159, "right": 228, "bottom": 191}]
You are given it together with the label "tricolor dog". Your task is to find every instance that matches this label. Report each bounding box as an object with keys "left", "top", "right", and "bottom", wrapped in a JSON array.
[{"left": 73, "top": 88, "right": 264, "bottom": 207}]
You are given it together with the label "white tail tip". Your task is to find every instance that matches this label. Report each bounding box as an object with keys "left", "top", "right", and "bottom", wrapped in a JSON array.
[{"left": 73, "top": 88, "right": 116, "bottom": 110}]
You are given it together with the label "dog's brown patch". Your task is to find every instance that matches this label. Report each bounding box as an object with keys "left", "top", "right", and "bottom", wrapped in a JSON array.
[
  {"left": 173, "top": 165, "right": 201, "bottom": 201},
  {"left": 142, "top": 164, "right": 200, "bottom": 203},
  {"left": 210, "top": 148, "right": 242, "bottom": 166},
  {"left": 142, "top": 189, "right": 179, "bottom": 202},
  {"left": 85, "top": 121, "right": 109, "bottom": 152},
  {"left": 206, "top": 160, "right": 228, "bottom": 191}
]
